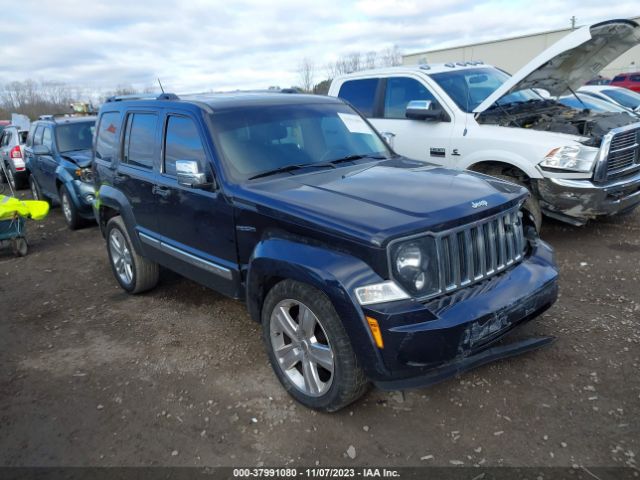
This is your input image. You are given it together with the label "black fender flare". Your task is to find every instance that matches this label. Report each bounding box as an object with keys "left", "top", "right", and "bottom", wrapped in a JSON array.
[{"left": 246, "top": 236, "right": 389, "bottom": 378}]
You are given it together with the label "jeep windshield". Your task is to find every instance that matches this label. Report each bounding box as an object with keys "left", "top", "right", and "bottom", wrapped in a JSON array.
[
  {"left": 209, "top": 102, "right": 393, "bottom": 181},
  {"left": 430, "top": 67, "right": 540, "bottom": 113},
  {"left": 55, "top": 121, "right": 96, "bottom": 153}
]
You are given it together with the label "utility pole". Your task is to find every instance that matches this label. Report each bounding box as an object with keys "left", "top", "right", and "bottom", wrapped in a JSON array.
[{"left": 571, "top": 16, "right": 576, "bottom": 29}]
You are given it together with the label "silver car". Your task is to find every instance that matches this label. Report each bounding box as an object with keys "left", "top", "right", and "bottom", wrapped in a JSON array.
[{"left": 0, "top": 125, "right": 29, "bottom": 190}]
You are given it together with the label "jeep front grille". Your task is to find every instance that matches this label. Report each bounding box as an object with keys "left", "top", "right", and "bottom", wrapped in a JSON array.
[
  {"left": 436, "top": 208, "right": 525, "bottom": 294},
  {"left": 606, "top": 126, "right": 640, "bottom": 179}
]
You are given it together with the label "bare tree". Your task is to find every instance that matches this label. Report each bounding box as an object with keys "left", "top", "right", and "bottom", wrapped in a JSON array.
[
  {"left": 380, "top": 45, "right": 402, "bottom": 67},
  {"left": 297, "top": 58, "right": 315, "bottom": 93},
  {"left": 365, "top": 51, "right": 377, "bottom": 70}
]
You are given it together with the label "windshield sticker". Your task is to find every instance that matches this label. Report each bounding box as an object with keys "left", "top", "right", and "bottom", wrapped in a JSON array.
[{"left": 337, "top": 113, "right": 373, "bottom": 135}]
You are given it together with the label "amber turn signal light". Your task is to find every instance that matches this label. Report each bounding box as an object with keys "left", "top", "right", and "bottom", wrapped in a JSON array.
[{"left": 366, "top": 316, "right": 384, "bottom": 349}]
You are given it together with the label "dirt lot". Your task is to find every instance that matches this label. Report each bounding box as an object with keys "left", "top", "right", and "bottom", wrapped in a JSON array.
[{"left": 0, "top": 188, "right": 638, "bottom": 469}]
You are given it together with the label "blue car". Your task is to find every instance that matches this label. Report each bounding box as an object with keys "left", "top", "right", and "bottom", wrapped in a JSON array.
[
  {"left": 24, "top": 116, "right": 97, "bottom": 229},
  {"left": 93, "top": 92, "right": 559, "bottom": 411}
]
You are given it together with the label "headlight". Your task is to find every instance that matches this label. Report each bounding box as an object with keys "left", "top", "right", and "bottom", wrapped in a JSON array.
[
  {"left": 390, "top": 236, "right": 440, "bottom": 298},
  {"left": 354, "top": 281, "right": 410, "bottom": 305},
  {"left": 75, "top": 167, "right": 94, "bottom": 183},
  {"left": 539, "top": 145, "right": 597, "bottom": 173}
]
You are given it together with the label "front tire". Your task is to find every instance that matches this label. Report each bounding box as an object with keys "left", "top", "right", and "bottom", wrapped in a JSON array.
[
  {"left": 262, "top": 280, "right": 369, "bottom": 412},
  {"left": 60, "top": 185, "right": 82, "bottom": 230},
  {"left": 489, "top": 172, "right": 542, "bottom": 232},
  {"left": 106, "top": 216, "right": 159, "bottom": 294}
]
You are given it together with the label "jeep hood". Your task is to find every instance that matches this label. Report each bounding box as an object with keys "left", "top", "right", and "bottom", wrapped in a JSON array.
[
  {"left": 474, "top": 19, "right": 640, "bottom": 114},
  {"left": 241, "top": 158, "right": 526, "bottom": 246}
]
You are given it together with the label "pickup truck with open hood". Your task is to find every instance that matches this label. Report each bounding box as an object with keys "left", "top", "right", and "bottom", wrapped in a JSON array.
[{"left": 329, "top": 19, "right": 640, "bottom": 228}]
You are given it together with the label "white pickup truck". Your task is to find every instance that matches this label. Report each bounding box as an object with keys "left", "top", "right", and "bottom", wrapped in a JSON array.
[{"left": 328, "top": 19, "right": 640, "bottom": 228}]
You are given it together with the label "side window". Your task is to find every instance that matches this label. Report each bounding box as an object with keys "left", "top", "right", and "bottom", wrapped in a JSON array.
[
  {"left": 123, "top": 113, "right": 157, "bottom": 170},
  {"left": 26, "top": 125, "right": 36, "bottom": 147},
  {"left": 95, "top": 112, "right": 121, "bottom": 163},
  {"left": 42, "top": 128, "right": 53, "bottom": 149},
  {"left": 337, "top": 79, "right": 379, "bottom": 117},
  {"left": 613, "top": 75, "right": 626, "bottom": 82},
  {"left": 383, "top": 77, "right": 436, "bottom": 119},
  {"left": 0, "top": 132, "right": 8, "bottom": 147},
  {"left": 630, "top": 74, "right": 640, "bottom": 82},
  {"left": 33, "top": 126, "right": 44, "bottom": 146},
  {"left": 164, "top": 116, "right": 207, "bottom": 177}
]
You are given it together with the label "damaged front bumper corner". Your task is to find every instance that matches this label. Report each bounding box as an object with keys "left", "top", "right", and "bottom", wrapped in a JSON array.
[{"left": 536, "top": 171, "right": 640, "bottom": 224}]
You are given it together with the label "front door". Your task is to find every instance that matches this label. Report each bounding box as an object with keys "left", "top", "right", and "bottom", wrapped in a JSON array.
[
  {"left": 371, "top": 76, "right": 456, "bottom": 166},
  {"left": 151, "top": 111, "right": 238, "bottom": 297}
]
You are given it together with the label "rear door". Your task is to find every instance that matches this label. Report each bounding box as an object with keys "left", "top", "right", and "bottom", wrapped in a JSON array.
[
  {"left": 150, "top": 110, "right": 238, "bottom": 297},
  {"left": 115, "top": 111, "right": 161, "bottom": 236}
]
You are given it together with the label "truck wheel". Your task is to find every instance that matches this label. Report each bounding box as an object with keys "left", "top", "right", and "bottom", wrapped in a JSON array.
[
  {"left": 491, "top": 174, "right": 542, "bottom": 232},
  {"left": 106, "top": 216, "right": 159, "bottom": 294},
  {"left": 262, "top": 279, "right": 369, "bottom": 412},
  {"left": 60, "top": 185, "right": 82, "bottom": 230}
]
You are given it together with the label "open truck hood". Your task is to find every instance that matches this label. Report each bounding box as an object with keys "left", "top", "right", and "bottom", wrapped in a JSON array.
[{"left": 474, "top": 19, "right": 640, "bottom": 114}]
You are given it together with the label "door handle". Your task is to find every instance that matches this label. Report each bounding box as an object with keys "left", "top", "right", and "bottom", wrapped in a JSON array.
[{"left": 152, "top": 185, "right": 171, "bottom": 198}]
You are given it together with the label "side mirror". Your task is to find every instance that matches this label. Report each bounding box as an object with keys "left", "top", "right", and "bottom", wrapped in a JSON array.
[
  {"left": 405, "top": 100, "right": 445, "bottom": 121},
  {"left": 176, "top": 160, "right": 207, "bottom": 188},
  {"left": 380, "top": 131, "right": 396, "bottom": 148},
  {"left": 32, "top": 144, "right": 51, "bottom": 155}
]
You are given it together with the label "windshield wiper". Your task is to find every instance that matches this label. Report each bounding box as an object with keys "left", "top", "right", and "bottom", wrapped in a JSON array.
[
  {"left": 327, "top": 154, "right": 386, "bottom": 165},
  {"left": 248, "top": 163, "right": 334, "bottom": 180}
]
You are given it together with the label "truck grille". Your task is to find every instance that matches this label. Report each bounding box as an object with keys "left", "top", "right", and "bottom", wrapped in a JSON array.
[
  {"left": 606, "top": 127, "right": 640, "bottom": 179},
  {"left": 436, "top": 208, "right": 525, "bottom": 294}
]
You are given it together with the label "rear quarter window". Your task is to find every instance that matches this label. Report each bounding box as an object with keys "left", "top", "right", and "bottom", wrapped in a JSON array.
[
  {"left": 95, "top": 112, "right": 121, "bottom": 163},
  {"left": 337, "top": 79, "right": 379, "bottom": 117}
]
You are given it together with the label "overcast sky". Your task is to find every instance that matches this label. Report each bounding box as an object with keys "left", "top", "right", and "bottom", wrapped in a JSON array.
[{"left": 0, "top": 0, "right": 638, "bottom": 96}]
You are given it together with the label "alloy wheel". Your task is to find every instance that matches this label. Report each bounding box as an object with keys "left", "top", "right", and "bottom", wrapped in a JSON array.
[
  {"left": 61, "top": 192, "right": 72, "bottom": 223},
  {"left": 270, "top": 299, "right": 335, "bottom": 397},
  {"left": 109, "top": 229, "right": 134, "bottom": 286}
]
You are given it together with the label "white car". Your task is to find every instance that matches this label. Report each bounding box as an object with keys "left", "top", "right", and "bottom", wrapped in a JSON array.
[
  {"left": 328, "top": 19, "right": 640, "bottom": 228},
  {"left": 558, "top": 92, "right": 640, "bottom": 116},
  {"left": 579, "top": 85, "right": 640, "bottom": 113}
]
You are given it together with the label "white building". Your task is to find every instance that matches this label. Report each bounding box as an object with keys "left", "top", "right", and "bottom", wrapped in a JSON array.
[{"left": 403, "top": 17, "right": 640, "bottom": 78}]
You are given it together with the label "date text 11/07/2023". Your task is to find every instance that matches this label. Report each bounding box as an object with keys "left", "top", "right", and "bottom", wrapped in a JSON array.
[{"left": 232, "top": 468, "right": 401, "bottom": 478}]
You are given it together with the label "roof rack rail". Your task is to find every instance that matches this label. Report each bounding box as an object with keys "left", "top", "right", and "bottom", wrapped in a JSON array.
[{"left": 105, "top": 93, "right": 179, "bottom": 103}]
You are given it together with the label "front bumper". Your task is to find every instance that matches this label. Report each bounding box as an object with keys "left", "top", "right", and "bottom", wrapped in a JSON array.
[
  {"left": 69, "top": 180, "right": 96, "bottom": 219},
  {"left": 536, "top": 171, "right": 640, "bottom": 223},
  {"left": 361, "top": 239, "right": 558, "bottom": 388}
]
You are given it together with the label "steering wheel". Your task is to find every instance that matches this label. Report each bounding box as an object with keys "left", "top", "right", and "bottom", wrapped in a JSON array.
[{"left": 319, "top": 146, "right": 350, "bottom": 163}]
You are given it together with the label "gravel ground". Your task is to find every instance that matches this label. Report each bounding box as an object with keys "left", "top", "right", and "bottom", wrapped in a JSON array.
[{"left": 0, "top": 188, "right": 638, "bottom": 468}]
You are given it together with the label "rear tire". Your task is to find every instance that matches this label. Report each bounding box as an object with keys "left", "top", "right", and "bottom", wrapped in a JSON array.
[
  {"left": 29, "top": 175, "right": 47, "bottom": 203},
  {"left": 106, "top": 216, "right": 159, "bottom": 294},
  {"left": 262, "top": 279, "right": 369, "bottom": 412}
]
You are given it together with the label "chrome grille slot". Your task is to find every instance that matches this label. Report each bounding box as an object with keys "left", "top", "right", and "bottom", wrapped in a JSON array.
[
  {"left": 434, "top": 208, "right": 525, "bottom": 297},
  {"left": 606, "top": 127, "right": 640, "bottom": 179}
]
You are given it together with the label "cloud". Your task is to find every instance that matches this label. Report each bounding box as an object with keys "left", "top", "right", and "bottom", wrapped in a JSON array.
[{"left": 0, "top": 0, "right": 637, "bottom": 97}]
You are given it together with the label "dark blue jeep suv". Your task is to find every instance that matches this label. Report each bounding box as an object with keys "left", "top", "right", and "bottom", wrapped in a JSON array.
[
  {"left": 25, "top": 116, "right": 97, "bottom": 229},
  {"left": 93, "top": 92, "right": 559, "bottom": 411}
]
